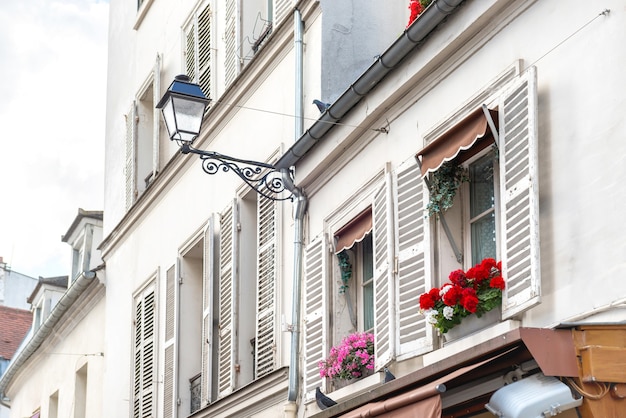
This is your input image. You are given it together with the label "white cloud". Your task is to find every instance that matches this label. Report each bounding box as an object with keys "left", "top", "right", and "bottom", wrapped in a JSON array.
[{"left": 0, "top": 0, "right": 108, "bottom": 278}]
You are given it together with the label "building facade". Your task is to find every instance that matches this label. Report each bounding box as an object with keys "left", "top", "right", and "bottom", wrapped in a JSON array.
[
  {"left": 0, "top": 211, "right": 104, "bottom": 418},
  {"left": 101, "top": 0, "right": 626, "bottom": 417}
]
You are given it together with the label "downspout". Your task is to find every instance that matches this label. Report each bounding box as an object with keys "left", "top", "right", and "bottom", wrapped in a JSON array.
[{"left": 285, "top": 7, "right": 306, "bottom": 416}]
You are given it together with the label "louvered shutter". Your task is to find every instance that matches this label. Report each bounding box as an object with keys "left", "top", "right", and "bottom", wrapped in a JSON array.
[
  {"left": 125, "top": 102, "right": 137, "bottom": 211},
  {"left": 152, "top": 54, "right": 161, "bottom": 176},
  {"left": 394, "top": 159, "right": 434, "bottom": 356},
  {"left": 217, "top": 201, "right": 238, "bottom": 396},
  {"left": 499, "top": 66, "right": 541, "bottom": 319},
  {"left": 201, "top": 217, "right": 216, "bottom": 403},
  {"left": 163, "top": 266, "right": 176, "bottom": 418},
  {"left": 255, "top": 194, "right": 278, "bottom": 378},
  {"left": 197, "top": 3, "right": 212, "bottom": 96},
  {"left": 133, "top": 283, "right": 156, "bottom": 418},
  {"left": 224, "top": 0, "right": 238, "bottom": 86},
  {"left": 302, "top": 235, "right": 327, "bottom": 400},
  {"left": 274, "top": 0, "right": 292, "bottom": 25},
  {"left": 185, "top": 22, "right": 196, "bottom": 82},
  {"left": 373, "top": 172, "right": 396, "bottom": 369}
]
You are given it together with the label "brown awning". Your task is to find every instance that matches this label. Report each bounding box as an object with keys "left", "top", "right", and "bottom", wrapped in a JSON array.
[
  {"left": 334, "top": 208, "right": 372, "bottom": 254},
  {"left": 340, "top": 351, "right": 511, "bottom": 418},
  {"left": 417, "top": 107, "right": 498, "bottom": 175}
]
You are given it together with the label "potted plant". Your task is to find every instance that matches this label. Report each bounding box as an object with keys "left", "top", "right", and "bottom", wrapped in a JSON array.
[
  {"left": 426, "top": 162, "right": 468, "bottom": 217},
  {"left": 418, "top": 258, "right": 505, "bottom": 336},
  {"left": 318, "top": 332, "right": 375, "bottom": 386}
]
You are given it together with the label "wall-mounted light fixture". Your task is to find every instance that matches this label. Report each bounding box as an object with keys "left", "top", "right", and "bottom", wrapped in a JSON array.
[{"left": 156, "top": 75, "right": 294, "bottom": 201}]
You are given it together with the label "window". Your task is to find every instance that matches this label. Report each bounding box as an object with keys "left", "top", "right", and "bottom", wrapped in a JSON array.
[
  {"left": 74, "top": 363, "right": 87, "bottom": 418},
  {"left": 48, "top": 391, "right": 59, "bottom": 418},
  {"left": 185, "top": 2, "right": 213, "bottom": 98},
  {"left": 418, "top": 65, "right": 541, "bottom": 324},
  {"left": 131, "top": 281, "right": 156, "bottom": 418},
  {"left": 125, "top": 56, "right": 161, "bottom": 210}
]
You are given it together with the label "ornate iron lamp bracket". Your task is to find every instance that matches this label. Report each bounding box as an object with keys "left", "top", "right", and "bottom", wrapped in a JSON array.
[{"left": 180, "top": 143, "right": 294, "bottom": 201}]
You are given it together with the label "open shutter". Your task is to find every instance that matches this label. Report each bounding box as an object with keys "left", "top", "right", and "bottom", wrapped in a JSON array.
[
  {"left": 201, "top": 217, "right": 216, "bottom": 404},
  {"left": 124, "top": 102, "right": 137, "bottom": 211},
  {"left": 394, "top": 158, "right": 434, "bottom": 356},
  {"left": 163, "top": 266, "right": 177, "bottom": 418},
  {"left": 217, "top": 201, "right": 238, "bottom": 396},
  {"left": 274, "top": 0, "right": 292, "bottom": 25},
  {"left": 224, "top": 0, "right": 238, "bottom": 86},
  {"left": 133, "top": 282, "right": 156, "bottom": 418},
  {"left": 185, "top": 20, "right": 197, "bottom": 82},
  {"left": 152, "top": 54, "right": 161, "bottom": 176},
  {"left": 302, "top": 235, "right": 328, "bottom": 400},
  {"left": 255, "top": 194, "right": 279, "bottom": 378},
  {"left": 197, "top": 3, "right": 212, "bottom": 96},
  {"left": 499, "top": 66, "right": 541, "bottom": 319},
  {"left": 373, "top": 170, "right": 396, "bottom": 369}
]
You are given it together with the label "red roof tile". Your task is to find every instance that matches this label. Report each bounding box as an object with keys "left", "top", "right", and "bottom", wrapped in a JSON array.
[{"left": 0, "top": 305, "right": 33, "bottom": 360}]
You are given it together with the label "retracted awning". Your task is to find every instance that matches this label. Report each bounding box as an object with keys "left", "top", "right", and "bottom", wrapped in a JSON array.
[
  {"left": 340, "top": 350, "right": 514, "bottom": 418},
  {"left": 417, "top": 107, "right": 498, "bottom": 176},
  {"left": 334, "top": 208, "right": 372, "bottom": 254}
]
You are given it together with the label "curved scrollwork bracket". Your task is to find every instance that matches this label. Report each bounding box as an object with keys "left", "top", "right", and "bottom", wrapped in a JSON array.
[{"left": 181, "top": 143, "right": 294, "bottom": 201}]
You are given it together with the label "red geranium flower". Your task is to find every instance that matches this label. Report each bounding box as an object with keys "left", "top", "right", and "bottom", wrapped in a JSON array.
[
  {"left": 449, "top": 269, "right": 466, "bottom": 286},
  {"left": 419, "top": 292, "right": 436, "bottom": 310},
  {"left": 442, "top": 285, "right": 461, "bottom": 306},
  {"left": 490, "top": 276, "right": 506, "bottom": 290}
]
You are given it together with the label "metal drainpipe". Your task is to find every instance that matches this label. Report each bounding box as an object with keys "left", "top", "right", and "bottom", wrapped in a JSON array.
[
  {"left": 284, "top": 170, "right": 307, "bottom": 405},
  {"left": 286, "top": 6, "right": 306, "bottom": 412}
]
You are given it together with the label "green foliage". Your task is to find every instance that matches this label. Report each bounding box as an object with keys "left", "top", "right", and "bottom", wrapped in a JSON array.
[
  {"left": 420, "top": 0, "right": 434, "bottom": 8},
  {"left": 427, "top": 162, "right": 468, "bottom": 217},
  {"left": 337, "top": 251, "right": 352, "bottom": 294}
]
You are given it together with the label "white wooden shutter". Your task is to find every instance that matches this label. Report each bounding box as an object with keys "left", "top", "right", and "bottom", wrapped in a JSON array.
[
  {"left": 163, "top": 266, "right": 176, "bottom": 418},
  {"left": 197, "top": 3, "right": 212, "bottom": 96},
  {"left": 201, "top": 217, "right": 216, "bottom": 403},
  {"left": 217, "top": 201, "right": 238, "bottom": 396},
  {"left": 152, "top": 53, "right": 161, "bottom": 176},
  {"left": 274, "top": 0, "right": 292, "bottom": 25},
  {"left": 302, "top": 235, "right": 327, "bottom": 400},
  {"left": 224, "top": 0, "right": 238, "bottom": 86},
  {"left": 394, "top": 158, "right": 434, "bottom": 356},
  {"left": 185, "top": 21, "right": 197, "bottom": 82},
  {"left": 124, "top": 102, "right": 137, "bottom": 211},
  {"left": 255, "top": 194, "right": 278, "bottom": 378},
  {"left": 373, "top": 171, "right": 396, "bottom": 369},
  {"left": 133, "top": 282, "right": 156, "bottom": 418},
  {"left": 499, "top": 66, "right": 541, "bottom": 319}
]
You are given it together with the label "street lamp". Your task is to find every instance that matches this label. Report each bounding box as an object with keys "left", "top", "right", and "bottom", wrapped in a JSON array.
[{"left": 156, "top": 74, "right": 293, "bottom": 201}]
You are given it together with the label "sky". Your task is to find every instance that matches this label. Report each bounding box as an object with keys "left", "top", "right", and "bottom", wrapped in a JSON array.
[{"left": 0, "top": 0, "right": 109, "bottom": 278}]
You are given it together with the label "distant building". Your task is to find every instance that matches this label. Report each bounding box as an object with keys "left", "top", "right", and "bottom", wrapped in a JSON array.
[
  {"left": 0, "top": 258, "right": 38, "bottom": 310},
  {"left": 0, "top": 306, "right": 32, "bottom": 418},
  {"left": 0, "top": 210, "right": 104, "bottom": 418}
]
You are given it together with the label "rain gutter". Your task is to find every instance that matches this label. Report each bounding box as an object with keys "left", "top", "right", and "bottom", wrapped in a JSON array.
[{"left": 275, "top": 0, "right": 466, "bottom": 170}]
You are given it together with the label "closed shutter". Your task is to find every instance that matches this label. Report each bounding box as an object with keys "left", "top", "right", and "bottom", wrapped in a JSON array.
[
  {"left": 394, "top": 158, "right": 434, "bottom": 356},
  {"left": 255, "top": 194, "right": 278, "bottom": 378},
  {"left": 274, "top": 0, "right": 291, "bottom": 25},
  {"left": 152, "top": 54, "right": 161, "bottom": 176},
  {"left": 125, "top": 102, "right": 137, "bottom": 211},
  {"left": 224, "top": 0, "right": 238, "bottom": 87},
  {"left": 499, "top": 66, "right": 541, "bottom": 319},
  {"left": 133, "top": 283, "right": 156, "bottom": 418},
  {"left": 185, "top": 22, "right": 196, "bottom": 82},
  {"left": 163, "top": 266, "right": 177, "bottom": 418},
  {"left": 373, "top": 171, "right": 396, "bottom": 369},
  {"left": 197, "top": 3, "right": 212, "bottom": 96},
  {"left": 201, "top": 217, "right": 216, "bottom": 403},
  {"left": 217, "top": 201, "right": 238, "bottom": 396},
  {"left": 302, "top": 235, "right": 327, "bottom": 400}
]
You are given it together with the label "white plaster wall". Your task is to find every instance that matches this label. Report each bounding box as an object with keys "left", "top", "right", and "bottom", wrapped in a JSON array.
[
  {"left": 297, "top": 0, "right": 626, "bottom": 334},
  {"left": 6, "top": 294, "right": 105, "bottom": 418}
]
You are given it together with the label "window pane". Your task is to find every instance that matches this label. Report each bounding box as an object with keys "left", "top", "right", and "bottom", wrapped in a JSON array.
[
  {"left": 469, "top": 153, "right": 495, "bottom": 218},
  {"left": 471, "top": 211, "right": 496, "bottom": 265},
  {"left": 361, "top": 234, "right": 374, "bottom": 332}
]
